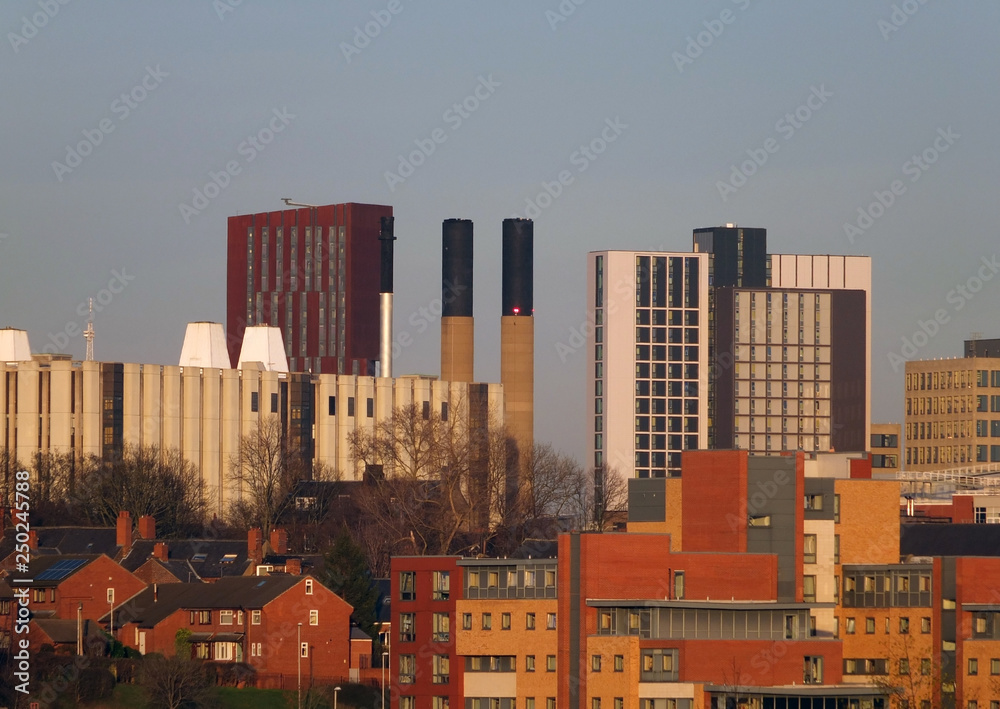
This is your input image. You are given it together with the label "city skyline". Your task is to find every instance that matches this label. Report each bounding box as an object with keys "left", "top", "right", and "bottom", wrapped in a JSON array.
[{"left": 2, "top": 2, "right": 998, "bottom": 462}]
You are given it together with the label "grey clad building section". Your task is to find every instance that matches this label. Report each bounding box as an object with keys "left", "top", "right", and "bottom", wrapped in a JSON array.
[
  {"left": 627, "top": 478, "right": 667, "bottom": 523},
  {"left": 803, "top": 478, "right": 836, "bottom": 521},
  {"left": 746, "top": 456, "right": 798, "bottom": 602}
]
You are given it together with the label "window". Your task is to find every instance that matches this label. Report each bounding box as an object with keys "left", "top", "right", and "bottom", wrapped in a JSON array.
[
  {"left": 748, "top": 515, "right": 771, "bottom": 527},
  {"left": 432, "top": 654, "right": 449, "bottom": 684},
  {"left": 899, "top": 617, "right": 909, "bottom": 634},
  {"left": 547, "top": 700, "right": 556, "bottom": 709},
  {"left": 591, "top": 655, "right": 602, "bottom": 672},
  {"left": 501, "top": 613, "right": 511, "bottom": 630},
  {"left": 614, "top": 655, "right": 624, "bottom": 672},
  {"left": 992, "top": 658, "right": 1000, "bottom": 675},
  {"left": 252, "top": 610, "right": 261, "bottom": 625},
  {"left": 462, "top": 613, "right": 472, "bottom": 630},
  {"left": 865, "top": 617, "right": 876, "bottom": 634},
  {"left": 921, "top": 658, "right": 932, "bottom": 675},
  {"left": 803, "top": 656, "right": 823, "bottom": 684},
  {"left": 367, "top": 398, "right": 374, "bottom": 418},
  {"left": 526, "top": 655, "right": 535, "bottom": 672},
  {"left": 215, "top": 642, "right": 236, "bottom": 661},
  {"left": 251, "top": 391, "right": 259, "bottom": 412},
  {"left": 969, "top": 657, "right": 979, "bottom": 675},
  {"left": 846, "top": 617, "right": 856, "bottom": 634},
  {"left": 482, "top": 613, "right": 492, "bottom": 630},
  {"left": 198, "top": 610, "right": 211, "bottom": 625},
  {"left": 434, "top": 698, "right": 450, "bottom": 709},
  {"left": 547, "top": 613, "right": 557, "bottom": 630},
  {"left": 399, "top": 655, "right": 416, "bottom": 683},
  {"left": 328, "top": 396, "right": 336, "bottom": 415},
  {"left": 433, "top": 612, "right": 450, "bottom": 642},
  {"left": 401, "top": 699, "right": 415, "bottom": 709},
  {"left": 921, "top": 616, "right": 931, "bottom": 633},
  {"left": 834, "top": 535, "right": 840, "bottom": 564},
  {"left": 400, "top": 571, "right": 415, "bottom": 601},
  {"left": 433, "top": 571, "right": 450, "bottom": 600},
  {"left": 592, "top": 699, "right": 601, "bottom": 709},
  {"left": 526, "top": 612, "right": 536, "bottom": 630},
  {"left": 803, "top": 575, "right": 816, "bottom": 602},
  {"left": 220, "top": 610, "right": 234, "bottom": 625},
  {"left": 305, "top": 579, "right": 313, "bottom": 595},
  {"left": 250, "top": 642, "right": 262, "bottom": 657},
  {"left": 674, "top": 571, "right": 685, "bottom": 599},
  {"left": 833, "top": 494, "right": 840, "bottom": 522},
  {"left": 399, "top": 613, "right": 416, "bottom": 642},
  {"left": 348, "top": 397, "right": 355, "bottom": 416},
  {"left": 546, "top": 655, "right": 556, "bottom": 672},
  {"left": 614, "top": 699, "right": 623, "bottom": 709},
  {"left": 300, "top": 642, "right": 309, "bottom": 658},
  {"left": 899, "top": 658, "right": 910, "bottom": 675},
  {"left": 804, "top": 534, "right": 817, "bottom": 564},
  {"left": 805, "top": 494, "right": 823, "bottom": 510}
]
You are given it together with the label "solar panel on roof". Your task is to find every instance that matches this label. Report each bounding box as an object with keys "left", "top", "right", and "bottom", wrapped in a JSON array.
[{"left": 36, "top": 558, "right": 87, "bottom": 581}]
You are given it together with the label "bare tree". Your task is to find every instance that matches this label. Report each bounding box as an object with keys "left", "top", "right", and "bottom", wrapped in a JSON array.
[
  {"left": 349, "top": 402, "right": 482, "bottom": 556},
  {"left": 139, "top": 654, "right": 214, "bottom": 709},
  {"left": 227, "top": 416, "right": 301, "bottom": 537},
  {"left": 565, "top": 464, "right": 628, "bottom": 532},
  {"left": 77, "top": 445, "right": 206, "bottom": 538}
]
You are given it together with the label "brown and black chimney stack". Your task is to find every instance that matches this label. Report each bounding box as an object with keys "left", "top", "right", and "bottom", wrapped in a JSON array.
[
  {"left": 441, "top": 219, "right": 475, "bottom": 383},
  {"left": 500, "top": 218, "right": 534, "bottom": 462}
]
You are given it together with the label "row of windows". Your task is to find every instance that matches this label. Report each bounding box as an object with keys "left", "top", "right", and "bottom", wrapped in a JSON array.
[
  {"left": 398, "top": 571, "right": 450, "bottom": 601},
  {"left": 840, "top": 616, "right": 932, "bottom": 635},
  {"left": 907, "top": 445, "right": 973, "bottom": 466},
  {"left": 633, "top": 415, "right": 699, "bottom": 434},
  {"left": 906, "top": 444, "right": 1000, "bottom": 465},
  {"left": 634, "top": 345, "right": 699, "bottom": 363},
  {"left": 633, "top": 399, "right": 699, "bottom": 416},
  {"left": 635, "top": 434, "right": 698, "bottom": 450},
  {"left": 906, "top": 394, "right": 977, "bottom": 415},
  {"left": 634, "top": 327, "right": 699, "bottom": 344},
  {"left": 904, "top": 369, "right": 1000, "bottom": 391},
  {"left": 327, "top": 397, "right": 448, "bottom": 421},
  {"left": 185, "top": 609, "right": 282, "bottom": 626},
  {"left": 634, "top": 362, "right": 699, "bottom": 381},
  {"left": 462, "top": 611, "right": 556, "bottom": 631},
  {"left": 735, "top": 324, "right": 826, "bottom": 347}
]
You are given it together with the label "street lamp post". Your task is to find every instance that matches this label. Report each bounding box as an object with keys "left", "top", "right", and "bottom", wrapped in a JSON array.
[
  {"left": 297, "top": 622, "right": 303, "bottom": 709},
  {"left": 334, "top": 685, "right": 341, "bottom": 709},
  {"left": 381, "top": 650, "right": 389, "bottom": 709}
]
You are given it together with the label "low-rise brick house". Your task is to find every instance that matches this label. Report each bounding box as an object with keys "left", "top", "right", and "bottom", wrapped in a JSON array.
[
  {"left": 17, "top": 554, "right": 146, "bottom": 630},
  {"left": 111, "top": 575, "right": 354, "bottom": 685}
]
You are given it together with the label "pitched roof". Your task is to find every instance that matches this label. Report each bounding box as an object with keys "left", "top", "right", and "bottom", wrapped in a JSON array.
[
  {"left": 120, "top": 539, "right": 250, "bottom": 578},
  {"left": 107, "top": 575, "right": 305, "bottom": 628},
  {"left": 0, "top": 526, "right": 119, "bottom": 559},
  {"left": 22, "top": 554, "right": 102, "bottom": 587},
  {"left": 33, "top": 618, "right": 98, "bottom": 645},
  {"left": 901, "top": 523, "right": 1000, "bottom": 557}
]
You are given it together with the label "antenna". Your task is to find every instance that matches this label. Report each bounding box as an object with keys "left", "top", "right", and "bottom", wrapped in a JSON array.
[
  {"left": 84, "top": 298, "right": 95, "bottom": 361},
  {"left": 280, "top": 198, "right": 318, "bottom": 208}
]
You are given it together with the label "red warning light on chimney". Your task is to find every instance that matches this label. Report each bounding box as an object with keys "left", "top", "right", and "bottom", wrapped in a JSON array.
[{"left": 512, "top": 307, "right": 520, "bottom": 314}]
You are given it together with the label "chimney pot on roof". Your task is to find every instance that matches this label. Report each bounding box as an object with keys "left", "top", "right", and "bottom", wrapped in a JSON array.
[
  {"left": 270, "top": 528, "right": 288, "bottom": 556},
  {"left": 116, "top": 511, "right": 133, "bottom": 549},
  {"left": 153, "top": 542, "right": 169, "bottom": 562},
  {"left": 138, "top": 515, "right": 156, "bottom": 540}
]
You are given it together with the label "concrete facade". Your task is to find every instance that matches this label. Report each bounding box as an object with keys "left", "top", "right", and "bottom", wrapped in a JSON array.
[{"left": 0, "top": 357, "right": 503, "bottom": 516}]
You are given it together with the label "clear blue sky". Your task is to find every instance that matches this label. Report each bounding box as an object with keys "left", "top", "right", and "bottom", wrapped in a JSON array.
[{"left": 2, "top": 1, "right": 998, "bottom": 462}]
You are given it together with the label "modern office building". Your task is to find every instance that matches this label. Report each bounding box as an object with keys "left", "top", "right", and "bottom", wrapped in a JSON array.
[
  {"left": 226, "top": 202, "right": 392, "bottom": 375},
  {"left": 711, "top": 287, "right": 868, "bottom": 454},
  {"left": 586, "top": 251, "right": 710, "bottom": 478},
  {"left": 904, "top": 339, "right": 1000, "bottom": 470},
  {"left": 588, "top": 228, "right": 871, "bottom": 480}
]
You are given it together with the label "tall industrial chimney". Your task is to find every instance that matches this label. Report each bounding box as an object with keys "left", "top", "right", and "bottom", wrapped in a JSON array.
[
  {"left": 441, "top": 219, "right": 474, "bottom": 383},
  {"left": 500, "top": 218, "right": 534, "bottom": 463},
  {"left": 378, "top": 216, "right": 395, "bottom": 378}
]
